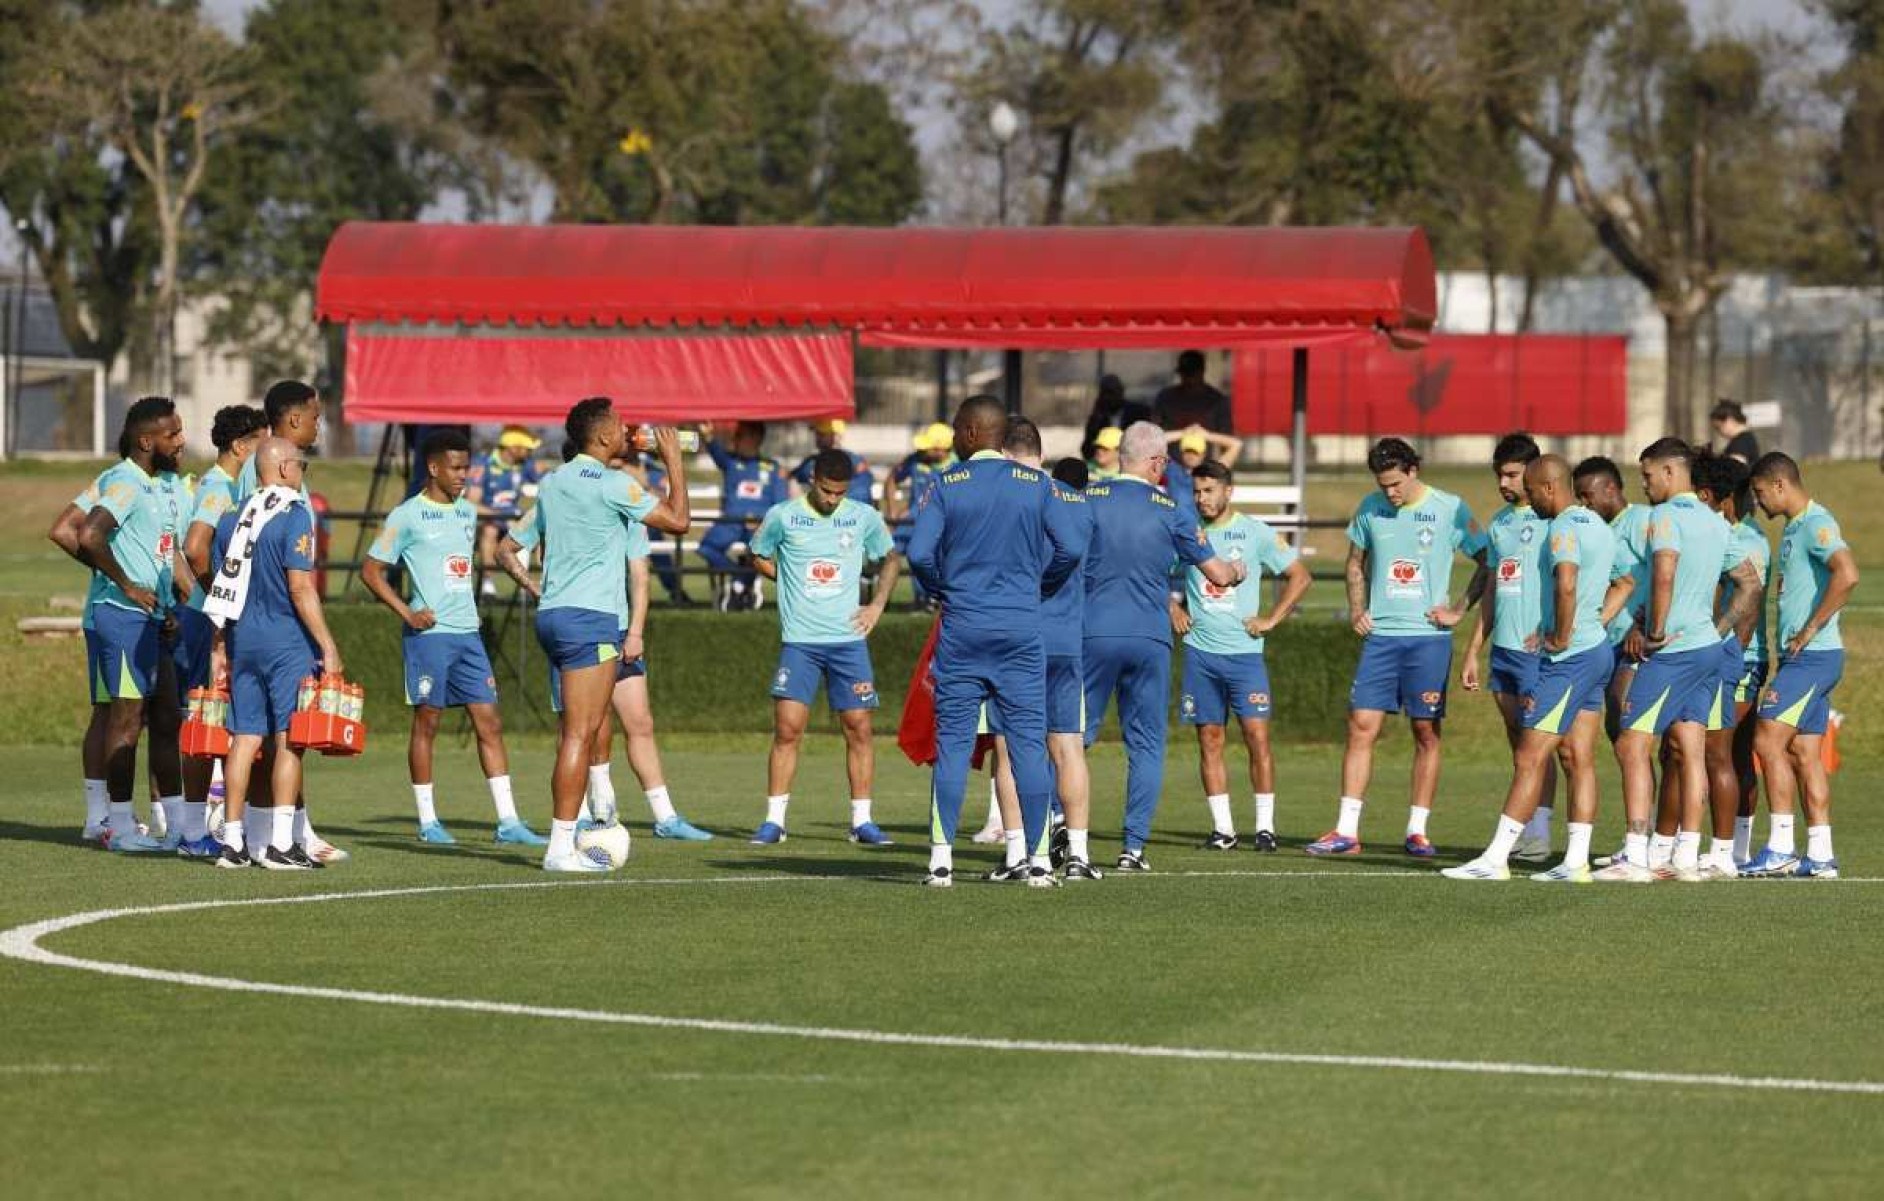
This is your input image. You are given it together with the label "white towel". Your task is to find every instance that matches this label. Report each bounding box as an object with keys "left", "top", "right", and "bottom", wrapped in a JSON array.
[{"left": 205, "top": 486, "right": 301, "bottom": 629}]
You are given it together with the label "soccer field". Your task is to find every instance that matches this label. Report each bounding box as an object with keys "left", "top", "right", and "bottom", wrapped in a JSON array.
[{"left": 4, "top": 738, "right": 1883, "bottom": 1198}]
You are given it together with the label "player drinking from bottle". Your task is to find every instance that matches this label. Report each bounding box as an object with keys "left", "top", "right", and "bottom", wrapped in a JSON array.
[
  {"left": 363, "top": 428, "right": 546, "bottom": 848},
  {"left": 747, "top": 448, "right": 901, "bottom": 847}
]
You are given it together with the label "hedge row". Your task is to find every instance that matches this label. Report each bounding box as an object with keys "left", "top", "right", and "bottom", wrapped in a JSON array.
[{"left": 323, "top": 605, "right": 1364, "bottom": 743}]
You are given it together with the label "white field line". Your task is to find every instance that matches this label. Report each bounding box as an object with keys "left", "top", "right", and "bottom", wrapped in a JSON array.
[{"left": 3, "top": 876, "right": 1883, "bottom": 1097}]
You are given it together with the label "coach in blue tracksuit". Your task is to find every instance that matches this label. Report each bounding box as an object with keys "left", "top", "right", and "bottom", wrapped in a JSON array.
[
  {"left": 1084, "top": 421, "right": 1247, "bottom": 872},
  {"left": 908, "top": 396, "right": 1088, "bottom": 888}
]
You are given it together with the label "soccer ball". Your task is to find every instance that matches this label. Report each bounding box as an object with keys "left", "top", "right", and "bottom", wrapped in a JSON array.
[{"left": 575, "top": 821, "right": 631, "bottom": 870}]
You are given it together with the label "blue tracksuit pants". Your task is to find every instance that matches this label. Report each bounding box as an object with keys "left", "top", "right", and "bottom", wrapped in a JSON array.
[
  {"left": 930, "top": 621, "right": 1052, "bottom": 856},
  {"left": 1083, "top": 635, "right": 1172, "bottom": 852}
]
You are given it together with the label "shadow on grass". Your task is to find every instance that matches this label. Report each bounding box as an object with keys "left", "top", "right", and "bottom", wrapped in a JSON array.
[
  {"left": 701, "top": 853, "right": 914, "bottom": 883},
  {"left": 0, "top": 819, "right": 97, "bottom": 852}
]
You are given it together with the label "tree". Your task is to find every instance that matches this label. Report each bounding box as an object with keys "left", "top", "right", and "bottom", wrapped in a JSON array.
[
  {"left": 1817, "top": 0, "right": 1884, "bottom": 282},
  {"left": 955, "top": 0, "right": 1171, "bottom": 225},
  {"left": 440, "top": 0, "right": 921, "bottom": 226},
  {"left": 28, "top": 3, "right": 260, "bottom": 393},
  {"left": 1483, "top": 0, "right": 1796, "bottom": 438},
  {"left": 0, "top": 0, "right": 154, "bottom": 376}
]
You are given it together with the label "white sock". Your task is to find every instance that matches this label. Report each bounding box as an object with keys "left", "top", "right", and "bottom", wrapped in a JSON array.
[
  {"left": 159, "top": 795, "right": 184, "bottom": 838},
  {"left": 549, "top": 818, "right": 577, "bottom": 857},
  {"left": 929, "top": 843, "right": 952, "bottom": 873},
  {"left": 223, "top": 815, "right": 245, "bottom": 851},
  {"left": 1732, "top": 816, "right": 1755, "bottom": 863},
  {"left": 488, "top": 775, "right": 519, "bottom": 824},
  {"left": 413, "top": 782, "right": 438, "bottom": 826},
  {"left": 1707, "top": 836, "right": 1735, "bottom": 870},
  {"left": 850, "top": 798, "right": 872, "bottom": 828},
  {"left": 271, "top": 808, "right": 295, "bottom": 853},
  {"left": 1206, "top": 793, "right": 1233, "bottom": 836},
  {"left": 1068, "top": 829, "right": 1089, "bottom": 862},
  {"left": 985, "top": 790, "right": 1001, "bottom": 828},
  {"left": 587, "top": 764, "right": 615, "bottom": 810},
  {"left": 1565, "top": 822, "right": 1593, "bottom": 870},
  {"left": 107, "top": 800, "right": 136, "bottom": 836},
  {"left": 1336, "top": 796, "right": 1365, "bottom": 839},
  {"left": 84, "top": 779, "right": 109, "bottom": 828},
  {"left": 1254, "top": 793, "right": 1275, "bottom": 835},
  {"left": 1807, "top": 825, "right": 1834, "bottom": 863},
  {"left": 1484, "top": 815, "right": 1523, "bottom": 867},
  {"left": 1672, "top": 830, "right": 1701, "bottom": 871},
  {"left": 1003, "top": 829, "right": 1026, "bottom": 867},
  {"left": 293, "top": 809, "right": 312, "bottom": 845},
  {"left": 244, "top": 807, "right": 267, "bottom": 855},
  {"left": 1769, "top": 814, "right": 1796, "bottom": 856},
  {"left": 1624, "top": 830, "right": 1649, "bottom": 867},
  {"left": 578, "top": 798, "right": 594, "bottom": 824},
  {"left": 645, "top": 785, "right": 677, "bottom": 825},
  {"left": 1030, "top": 853, "right": 1051, "bottom": 873},
  {"left": 209, "top": 760, "right": 225, "bottom": 797},
  {"left": 765, "top": 794, "right": 790, "bottom": 827},
  {"left": 1405, "top": 805, "right": 1430, "bottom": 839},
  {"left": 1523, "top": 805, "right": 1552, "bottom": 840},
  {"left": 182, "top": 800, "right": 208, "bottom": 842},
  {"left": 1647, "top": 832, "right": 1675, "bottom": 869}
]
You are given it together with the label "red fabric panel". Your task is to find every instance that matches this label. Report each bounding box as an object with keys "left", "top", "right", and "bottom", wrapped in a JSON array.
[
  {"left": 897, "top": 616, "right": 942, "bottom": 767},
  {"left": 343, "top": 333, "right": 854, "bottom": 424},
  {"left": 1230, "top": 334, "right": 1627, "bottom": 436},
  {"left": 862, "top": 325, "right": 1380, "bottom": 352},
  {"left": 317, "top": 223, "right": 1435, "bottom": 346}
]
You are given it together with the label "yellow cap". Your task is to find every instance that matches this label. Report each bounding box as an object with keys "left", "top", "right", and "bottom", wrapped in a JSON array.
[
  {"left": 917, "top": 422, "right": 953, "bottom": 451},
  {"left": 1094, "top": 427, "right": 1123, "bottom": 451},
  {"left": 1179, "top": 432, "right": 1207, "bottom": 455},
  {"left": 813, "top": 418, "right": 847, "bottom": 436},
  {"left": 497, "top": 425, "right": 541, "bottom": 451}
]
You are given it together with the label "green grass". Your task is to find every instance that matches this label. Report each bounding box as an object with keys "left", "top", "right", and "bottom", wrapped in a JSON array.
[{"left": 4, "top": 740, "right": 1884, "bottom": 1198}]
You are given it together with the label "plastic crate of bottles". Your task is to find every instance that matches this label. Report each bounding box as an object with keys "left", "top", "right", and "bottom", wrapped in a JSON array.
[
  {"left": 180, "top": 687, "right": 232, "bottom": 759},
  {"left": 288, "top": 673, "right": 368, "bottom": 757}
]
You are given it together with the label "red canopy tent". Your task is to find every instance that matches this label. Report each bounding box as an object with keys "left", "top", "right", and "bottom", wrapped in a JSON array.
[{"left": 315, "top": 221, "right": 1435, "bottom": 498}]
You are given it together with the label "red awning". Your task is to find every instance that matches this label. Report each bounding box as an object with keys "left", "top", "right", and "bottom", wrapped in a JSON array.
[
  {"left": 342, "top": 333, "right": 853, "bottom": 425},
  {"left": 316, "top": 223, "right": 1435, "bottom": 348}
]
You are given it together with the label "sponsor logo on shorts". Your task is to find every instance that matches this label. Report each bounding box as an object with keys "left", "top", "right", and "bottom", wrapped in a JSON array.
[
  {"left": 1762, "top": 688, "right": 1780, "bottom": 707},
  {"left": 851, "top": 681, "right": 875, "bottom": 697},
  {"left": 417, "top": 674, "right": 434, "bottom": 699},
  {"left": 1420, "top": 690, "right": 1442, "bottom": 706},
  {"left": 1248, "top": 691, "right": 1268, "bottom": 706},
  {"left": 775, "top": 668, "right": 791, "bottom": 689},
  {"left": 1181, "top": 694, "right": 1196, "bottom": 716}
]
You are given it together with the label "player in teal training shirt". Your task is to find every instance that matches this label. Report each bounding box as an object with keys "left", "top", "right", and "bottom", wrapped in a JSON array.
[
  {"left": 364, "top": 429, "right": 545, "bottom": 849},
  {"left": 1743, "top": 452, "right": 1861, "bottom": 878},
  {"left": 1446, "top": 455, "right": 1615, "bottom": 882},
  {"left": 511, "top": 400, "right": 690, "bottom": 872},
  {"left": 1462, "top": 434, "right": 1558, "bottom": 862},
  {"left": 1308, "top": 438, "right": 1488, "bottom": 860},
  {"left": 1174, "top": 459, "right": 1311, "bottom": 852},
  {"left": 749, "top": 448, "right": 900, "bottom": 847},
  {"left": 76, "top": 398, "right": 189, "bottom": 854}
]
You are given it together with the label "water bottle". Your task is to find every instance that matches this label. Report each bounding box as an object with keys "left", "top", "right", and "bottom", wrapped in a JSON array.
[
  {"left": 319, "top": 674, "right": 341, "bottom": 715},
  {"left": 634, "top": 426, "right": 701, "bottom": 454},
  {"left": 298, "top": 675, "right": 318, "bottom": 712}
]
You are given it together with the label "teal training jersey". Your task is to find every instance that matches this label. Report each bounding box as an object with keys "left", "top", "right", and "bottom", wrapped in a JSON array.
[
  {"left": 1346, "top": 484, "right": 1487, "bottom": 637},
  {"left": 1487, "top": 502, "right": 1548, "bottom": 651},
  {"left": 534, "top": 454, "right": 656, "bottom": 625},
  {"left": 185, "top": 464, "right": 238, "bottom": 614},
  {"left": 752, "top": 497, "right": 894, "bottom": 645},
  {"left": 1540, "top": 505, "right": 1615, "bottom": 661},
  {"left": 1183, "top": 513, "right": 1298, "bottom": 655},
  {"left": 159, "top": 471, "right": 199, "bottom": 612},
  {"left": 1718, "top": 516, "right": 1770, "bottom": 661},
  {"left": 1644, "top": 492, "right": 1733, "bottom": 656},
  {"left": 92, "top": 459, "right": 178, "bottom": 615},
  {"left": 1605, "top": 503, "right": 1653, "bottom": 646},
  {"left": 73, "top": 476, "right": 105, "bottom": 630},
  {"left": 1774, "top": 501, "right": 1848, "bottom": 651},
  {"left": 368, "top": 493, "right": 481, "bottom": 635}
]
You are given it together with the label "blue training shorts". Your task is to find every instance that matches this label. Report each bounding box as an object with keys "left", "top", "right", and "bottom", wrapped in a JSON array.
[
  {"left": 1621, "top": 647, "right": 1719, "bottom": 736},
  {"left": 90, "top": 604, "right": 161, "bottom": 703},
  {"left": 1521, "top": 645, "right": 1610, "bottom": 735},
  {"left": 1349, "top": 634, "right": 1451, "bottom": 719},
  {"left": 1758, "top": 648, "right": 1844, "bottom": 736},
  {"left": 772, "top": 641, "right": 878, "bottom": 712},
  {"left": 1180, "top": 647, "right": 1273, "bottom": 726},
  {"left": 1045, "top": 653, "right": 1084, "bottom": 734},
  {"left": 548, "top": 628, "right": 644, "bottom": 713},
  {"left": 536, "top": 606, "right": 621, "bottom": 673},
  {"left": 172, "top": 607, "right": 215, "bottom": 701},
  {"left": 1489, "top": 645, "right": 1542, "bottom": 698},
  {"left": 229, "top": 638, "right": 316, "bottom": 736},
  {"left": 1706, "top": 635, "right": 1744, "bottom": 733},
  {"left": 404, "top": 630, "right": 498, "bottom": 708}
]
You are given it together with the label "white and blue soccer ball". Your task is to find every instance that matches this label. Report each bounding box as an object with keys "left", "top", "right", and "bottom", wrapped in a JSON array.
[{"left": 575, "top": 821, "right": 631, "bottom": 870}]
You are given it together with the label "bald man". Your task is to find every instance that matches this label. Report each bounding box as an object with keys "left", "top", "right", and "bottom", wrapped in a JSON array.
[
  {"left": 208, "top": 436, "right": 343, "bottom": 870},
  {"left": 1445, "top": 455, "right": 1615, "bottom": 881}
]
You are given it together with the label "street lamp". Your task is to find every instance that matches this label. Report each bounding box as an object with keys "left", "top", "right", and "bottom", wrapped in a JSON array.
[{"left": 989, "top": 101, "right": 1018, "bottom": 227}]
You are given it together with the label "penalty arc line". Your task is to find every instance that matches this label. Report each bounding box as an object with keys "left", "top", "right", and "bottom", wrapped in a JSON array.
[{"left": 3, "top": 877, "right": 1883, "bottom": 1098}]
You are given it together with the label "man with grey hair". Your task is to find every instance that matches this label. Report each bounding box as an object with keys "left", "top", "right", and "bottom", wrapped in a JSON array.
[{"left": 1083, "top": 420, "right": 1246, "bottom": 871}]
